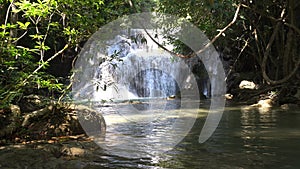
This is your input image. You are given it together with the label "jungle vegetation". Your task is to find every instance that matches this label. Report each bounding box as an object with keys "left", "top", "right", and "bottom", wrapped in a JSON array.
[{"left": 0, "top": 0, "right": 299, "bottom": 141}]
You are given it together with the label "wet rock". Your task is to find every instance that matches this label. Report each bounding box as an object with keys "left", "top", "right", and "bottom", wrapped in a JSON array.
[
  {"left": 63, "top": 147, "right": 85, "bottom": 156},
  {"left": 255, "top": 99, "right": 273, "bottom": 108},
  {"left": 60, "top": 142, "right": 88, "bottom": 157},
  {"left": 74, "top": 105, "right": 106, "bottom": 138},
  {"left": 241, "top": 99, "right": 274, "bottom": 113},
  {"left": 281, "top": 103, "right": 300, "bottom": 110}
]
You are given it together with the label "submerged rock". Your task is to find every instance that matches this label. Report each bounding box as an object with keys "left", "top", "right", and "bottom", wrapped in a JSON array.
[
  {"left": 281, "top": 103, "right": 300, "bottom": 110},
  {"left": 255, "top": 99, "right": 273, "bottom": 108},
  {"left": 241, "top": 98, "right": 274, "bottom": 113}
]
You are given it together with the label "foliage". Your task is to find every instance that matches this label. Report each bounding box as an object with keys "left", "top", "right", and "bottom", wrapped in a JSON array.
[
  {"left": 237, "top": 0, "right": 300, "bottom": 85},
  {"left": 157, "top": 0, "right": 300, "bottom": 86},
  {"left": 0, "top": 0, "right": 154, "bottom": 141},
  {"left": 0, "top": 0, "right": 62, "bottom": 107},
  {"left": 1, "top": 0, "right": 298, "bottom": 109},
  {"left": 0, "top": 0, "right": 158, "bottom": 108},
  {"left": 157, "top": 0, "right": 236, "bottom": 38}
]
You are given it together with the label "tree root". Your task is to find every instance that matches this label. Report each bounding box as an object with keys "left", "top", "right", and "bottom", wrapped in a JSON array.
[{"left": 22, "top": 105, "right": 54, "bottom": 127}]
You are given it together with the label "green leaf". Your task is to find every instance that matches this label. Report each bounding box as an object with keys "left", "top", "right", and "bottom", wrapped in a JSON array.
[
  {"left": 17, "top": 21, "right": 30, "bottom": 30},
  {"left": 0, "top": 31, "right": 9, "bottom": 37},
  {"left": 4, "top": 23, "right": 17, "bottom": 29},
  {"left": 38, "top": 61, "right": 50, "bottom": 69},
  {"left": 0, "top": 24, "right": 6, "bottom": 29},
  {"left": 49, "top": 22, "right": 59, "bottom": 28},
  {"left": 30, "top": 34, "right": 43, "bottom": 40}
]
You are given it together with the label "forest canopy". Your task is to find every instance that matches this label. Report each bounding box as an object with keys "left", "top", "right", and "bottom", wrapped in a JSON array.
[{"left": 0, "top": 0, "right": 299, "bottom": 108}]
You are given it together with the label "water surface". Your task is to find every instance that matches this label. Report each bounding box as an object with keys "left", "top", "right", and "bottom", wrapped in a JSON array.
[{"left": 91, "top": 100, "right": 300, "bottom": 169}]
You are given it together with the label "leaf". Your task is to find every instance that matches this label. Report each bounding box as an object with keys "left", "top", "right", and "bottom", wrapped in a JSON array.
[
  {"left": 17, "top": 21, "right": 30, "bottom": 30},
  {"left": 239, "top": 15, "right": 246, "bottom": 20},
  {"left": 0, "top": 24, "right": 6, "bottom": 29},
  {"left": 30, "top": 34, "right": 43, "bottom": 40},
  {"left": 0, "top": 31, "right": 9, "bottom": 37},
  {"left": 49, "top": 22, "right": 59, "bottom": 28},
  {"left": 38, "top": 61, "right": 49, "bottom": 69},
  {"left": 4, "top": 23, "right": 17, "bottom": 29}
]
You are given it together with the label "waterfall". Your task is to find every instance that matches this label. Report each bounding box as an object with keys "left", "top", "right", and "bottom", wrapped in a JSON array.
[
  {"left": 79, "top": 29, "right": 195, "bottom": 102},
  {"left": 72, "top": 13, "right": 227, "bottom": 155},
  {"left": 72, "top": 28, "right": 218, "bottom": 102},
  {"left": 94, "top": 51, "right": 190, "bottom": 101}
]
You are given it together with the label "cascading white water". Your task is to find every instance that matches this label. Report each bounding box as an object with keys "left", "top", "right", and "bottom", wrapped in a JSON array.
[
  {"left": 72, "top": 28, "right": 224, "bottom": 103},
  {"left": 72, "top": 28, "right": 221, "bottom": 102},
  {"left": 92, "top": 29, "right": 194, "bottom": 101}
]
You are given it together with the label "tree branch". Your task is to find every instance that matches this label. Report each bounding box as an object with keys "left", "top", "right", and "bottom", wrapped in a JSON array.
[
  {"left": 143, "top": 29, "right": 188, "bottom": 58},
  {"left": 21, "top": 44, "right": 69, "bottom": 85},
  {"left": 141, "top": 3, "right": 241, "bottom": 59},
  {"left": 260, "top": 8, "right": 300, "bottom": 85},
  {"left": 195, "top": 3, "right": 241, "bottom": 56},
  {"left": 225, "top": 38, "right": 249, "bottom": 81},
  {"left": 3, "top": 0, "right": 15, "bottom": 35},
  {"left": 242, "top": 3, "right": 300, "bottom": 36}
]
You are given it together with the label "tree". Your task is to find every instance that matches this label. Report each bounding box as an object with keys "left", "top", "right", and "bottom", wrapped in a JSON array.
[
  {"left": 240, "top": 0, "right": 300, "bottom": 85},
  {"left": 157, "top": 0, "right": 299, "bottom": 87},
  {"left": 0, "top": 0, "right": 146, "bottom": 107},
  {"left": 0, "top": 0, "right": 149, "bottom": 141}
]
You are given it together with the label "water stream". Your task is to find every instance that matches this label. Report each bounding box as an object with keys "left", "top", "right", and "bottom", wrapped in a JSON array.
[{"left": 87, "top": 102, "right": 300, "bottom": 169}]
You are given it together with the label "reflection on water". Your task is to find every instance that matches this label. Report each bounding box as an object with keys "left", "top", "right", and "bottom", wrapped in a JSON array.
[
  {"left": 91, "top": 100, "right": 300, "bottom": 169},
  {"left": 96, "top": 99, "right": 199, "bottom": 158}
]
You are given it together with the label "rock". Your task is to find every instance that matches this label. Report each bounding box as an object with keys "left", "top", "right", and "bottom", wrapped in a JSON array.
[
  {"left": 281, "top": 104, "right": 300, "bottom": 110},
  {"left": 2, "top": 102, "right": 106, "bottom": 141},
  {"left": 10, "top": 105, "right": 21, "bottom": 117},
  {"left": 241, "top": 98, "right": 274, "bottom": 113},
  {"left": 73, "top": 105, "right": 106, "bottom": 139},
  {"left": 128, "top": 100, "right": 142, "bottom": 104},
  {"left": 225, "top": 94, "right": 233, "bottom": 100},
  {"left": 0, "top": 105, "right": 21, "bottom": 138},
  {"left": 38, "top": 143, "right": 64, "bottom": 158},
  {"left": 256, "top": 99, "right": 273, "bottom": 108},
  {"left": 239, "top": 80, "right": 257, "bottom": 90},
  {"left": 0, "top": 141, "right": 99, "bottom": 169},
  {"left": 166, "top": 95, "right": 176, "bottom": 100},
  {"left": 62, "top": 146, "right": 86, "bottom": 157},
  {"left": 19, "top": 95, "right": 47, "bottom": 112}
]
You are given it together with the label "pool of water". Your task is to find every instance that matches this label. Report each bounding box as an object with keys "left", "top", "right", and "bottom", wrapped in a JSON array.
[{"left": 90, "top": 100, "right": 300, "bottom": 169}]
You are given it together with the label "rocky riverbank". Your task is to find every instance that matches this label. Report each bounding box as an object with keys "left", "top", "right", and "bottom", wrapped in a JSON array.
[{"left": 0, "top": 137, "right": 109, "bottom": 169}]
